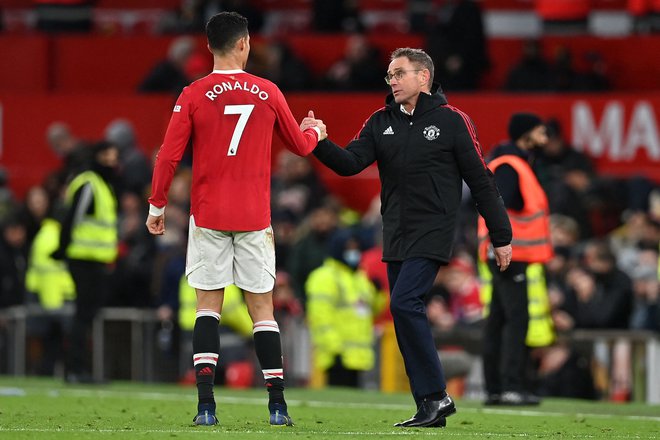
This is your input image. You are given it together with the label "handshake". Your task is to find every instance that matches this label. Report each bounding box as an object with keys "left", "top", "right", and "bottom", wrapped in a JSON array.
[{"left": 300, "top": 110, "right": 328, "bottom": 141}]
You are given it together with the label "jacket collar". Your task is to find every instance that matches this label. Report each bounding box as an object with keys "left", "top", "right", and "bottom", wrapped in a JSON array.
[{"left": 385, "top": 82, "right": 448, "bottom": 116}]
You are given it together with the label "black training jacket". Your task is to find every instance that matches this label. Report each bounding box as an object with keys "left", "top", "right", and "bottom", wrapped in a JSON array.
[{"left": 313, "top": 85, "right": 511, "bottom": 262}]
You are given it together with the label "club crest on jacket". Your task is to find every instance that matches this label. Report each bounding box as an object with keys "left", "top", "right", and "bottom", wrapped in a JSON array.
[{"left": 423, "top": 125, "right": 440, "bottom": 141}]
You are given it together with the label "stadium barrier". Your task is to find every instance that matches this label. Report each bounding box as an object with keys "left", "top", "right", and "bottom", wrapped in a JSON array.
[
  {"left": 1, "top": 305, "right": 659, "bottom": 403},
  {"left": 430, "top": 326, "right": 660, "bottom": 404}
]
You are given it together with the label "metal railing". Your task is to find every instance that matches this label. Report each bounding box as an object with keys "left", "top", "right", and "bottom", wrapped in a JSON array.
[{"left": 1, "top": 305, "right": 659, "bottom": 403}]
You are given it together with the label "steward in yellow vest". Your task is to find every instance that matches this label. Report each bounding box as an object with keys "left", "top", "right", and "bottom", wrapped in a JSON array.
[
  {"left": 479, "top": 113, "right": 554, "bottom": 406},
  {"left": 51, "top": 141, "right": 120, "bottom": 382},
  {"left": 25, "top": 216, "right": 76, "bottom": 376},
  {"left": 305, "top": 229, "right": 385, "bottom": 387}
]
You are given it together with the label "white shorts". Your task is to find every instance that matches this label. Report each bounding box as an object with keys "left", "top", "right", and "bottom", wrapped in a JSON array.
[{"left": 185, "top": 216, "right": 276, "bottom": 293}]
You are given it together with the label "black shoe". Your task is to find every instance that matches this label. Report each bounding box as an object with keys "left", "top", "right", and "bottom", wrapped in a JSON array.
[
  {"left": 394, "top": 395, "right": 456, "bottom": 428},
  {"left": 484, "top": 393, "right": 501, "bottom": 406},
  {"left": 500, "top": 391, "right": 541, "bottom": 406}
]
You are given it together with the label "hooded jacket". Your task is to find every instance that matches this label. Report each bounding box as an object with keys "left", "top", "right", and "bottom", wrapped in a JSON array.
[{"left": 314, "top": 85, "right": 511, "bottom": 262}]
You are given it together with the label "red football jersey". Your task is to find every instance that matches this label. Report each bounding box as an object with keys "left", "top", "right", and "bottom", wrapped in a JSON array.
[{"left": 149, "top": 69, "right": 319, "bottom": 231}]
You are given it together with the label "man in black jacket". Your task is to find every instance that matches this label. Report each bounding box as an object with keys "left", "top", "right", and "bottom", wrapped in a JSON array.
[{"left": 303, "top": 47, "right": 512, "bottom": 428}]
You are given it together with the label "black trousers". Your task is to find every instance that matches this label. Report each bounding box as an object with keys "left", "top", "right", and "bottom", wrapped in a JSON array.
[
  {"left": 327, "top": 355, "right": 360, "bottom": 388},
  {"left": 387, "top": 257, "right": 445, "bottom": 403},
  {"left": 482, "top": 260, "right": 529, "bottom": 394},
  {"left": 66, "top": 259, "right": 110, "bottom": 376}
]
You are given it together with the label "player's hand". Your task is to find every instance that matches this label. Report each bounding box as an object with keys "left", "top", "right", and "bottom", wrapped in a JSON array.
[
  {"left": 493, "top": 244, "right": 512, "bottom": 272},
  {"left": 300, "top": 110, "right": 317, "bottom": 131},
  {"left": 146, "top": 213, "right": 165, "bottom": 235},
  {"left": 315, "top": 118, "right": 327, "bottom": 140}
]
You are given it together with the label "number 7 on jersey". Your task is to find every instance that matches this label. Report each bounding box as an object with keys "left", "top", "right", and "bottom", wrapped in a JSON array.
[{"left": 224, "top": 104, "right": 255, "bottom": 156}]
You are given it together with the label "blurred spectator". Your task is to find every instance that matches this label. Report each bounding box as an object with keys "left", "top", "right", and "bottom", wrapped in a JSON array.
[
  {"left": 560, "top": 241, "right": 634, "bottom": 330},
  {"left": 138, "top": 36, "right": 194, "bottom": 95},
  {"left": 312, "top": 0, "right": 364, "bottom": 33},
  {"left": 576, "top": 51, "right": 610, "bottom": 91},
  {"left": 250, "top": 41, "right": 313, "bottom": 91},
  {"left": 34, "top": 0, "right": 93, "bottom": 33},
  {"left": 441, "top": 257, "right": 483, "bottom": 326},
  {"left": 110, "top": 192, "right": 155, "bottom": 308},
  {"left": 286, "top": 203, "right": 340, "bottom": 305},
  {"left": 104, "top": 119, "right": 152, "bottom": 197},
  {"left": 0, "top": 167, "right": 15, "bottom": 221},
  {"left": 25, "top": 213, "right": 75, "bottom": 376},
  {"left": 322, "top": 34, "right": 385, "bottom": 91},
  {"left": 271, "top": 209, "right": 298, "bottom": 270},
  {"left": 549, "top": 46, "right": 578, "bottom": 91},
  {"left": 534, "top": 119, "right": 595, "bottom": 238},
  {"left": 43, "top": 122, "right": 89, "bottom": 202},
  {"left": 272, "top": 271, "right": 303, "bottom": 323},
  {"left": 305, "top": 228, "right": 384, "bottom": 387},
  {"left": 546, "top": 214, "right": 580, "bottom": 300},
  {"left": 18, "top": 185, "right": 50, "bottom": 245},
  {"left": 546, "top": 46, "right": 609, "bottom": 92},
  {"left": 0, "top": 212, "right": 29, "bottom": 308},
  {"left": 184, "top": 51, "right": 212, "bottom": 82},
  {"left": 272, "top": 271, "right": 308, "bottom": 386},
  {"left": 610, "top": 211, "right": 660, "bottom": 275},
  {"left": 504, "top": 40, "right": 552, "bottom": 92},
  {"left": 425, "top": 0, "right": 489, "bottom": 91},
  {"left": 536, "top": 343, "right": 597, "bottom": 399},
  {"left": 160, "top": 0, "right": 264, "bottom": 34},
  {"left": 271, "top": 150, "right": 328, "bottom": 221},
  {"left": 628, "top": 245, "right": 659, "bottom": 331}
]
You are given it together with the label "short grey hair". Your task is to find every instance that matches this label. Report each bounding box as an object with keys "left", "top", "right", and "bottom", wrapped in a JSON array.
[{"left": 390, "top": 47, "right": 434, "bottom": 85}]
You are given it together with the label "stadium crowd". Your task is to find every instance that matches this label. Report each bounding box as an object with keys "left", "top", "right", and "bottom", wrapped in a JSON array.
[
  {"left": 0, "top": 0, "right": 659, "bottom": 404},
  {"left": 1, "top": 112, "right": 658, "bottom": 399}
]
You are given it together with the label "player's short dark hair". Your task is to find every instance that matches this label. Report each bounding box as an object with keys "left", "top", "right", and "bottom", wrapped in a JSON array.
[
  {"left": 391, "top": 47, "right": 434, "bottom": 85},
  {"left": 206, "top": 12, "right": 249, "bottom": 54}
]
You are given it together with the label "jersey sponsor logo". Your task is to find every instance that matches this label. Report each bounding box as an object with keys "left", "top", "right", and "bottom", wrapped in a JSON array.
[
  {"left": 205, "top": 81, "right": 269, "bottom": 101},
  {"left": 173, "top": 105, "right": 181, "bottom": 112},
  {"left": 383, "top": 126, "right": 394, "bottom": 135},
  {"left": 423, "top": 125, "right": 440, "bottom": 141}
]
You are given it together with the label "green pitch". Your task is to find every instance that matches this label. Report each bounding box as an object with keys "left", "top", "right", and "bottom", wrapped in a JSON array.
[{"left": 0, "top": 377, "right": 658, "bottom": 439}]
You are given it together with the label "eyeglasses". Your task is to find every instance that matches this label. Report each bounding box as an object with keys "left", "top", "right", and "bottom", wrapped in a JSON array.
[{"left": 384, "top": 69, "right": 422, "bottom": 85}]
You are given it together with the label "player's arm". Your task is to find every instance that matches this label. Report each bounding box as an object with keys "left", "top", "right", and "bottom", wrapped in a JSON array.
[
  {"left": 146, "top": 88, "right": 193, "bottom": 235},
  {"left": 273, "top": 87, "right": 321, "bottom": 156},
  {"left": 453, "top": 114, "right": 512, "bottom": 269},
  {"left": 312, "top": 114, "right": 378, "bottom": 176}
]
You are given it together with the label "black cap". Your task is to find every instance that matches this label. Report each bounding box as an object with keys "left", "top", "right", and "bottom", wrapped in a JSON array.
[{"left": 508, "top": 112, "right": 543, "bottom": 142}]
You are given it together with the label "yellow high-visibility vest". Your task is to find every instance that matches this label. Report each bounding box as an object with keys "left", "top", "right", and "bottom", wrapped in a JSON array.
[
  {"left": 479, "top": 260, "right": 555, "bottom": 347},
  {"left": 178, "top": 277, "right": 253, "bottom": 337},
  {"left": 25, "top": 218, "right": 75, "bottom": 309},
  {"left": 305, "top": 258, "right": 385, "bottom": 371},
  {"left": 65, "top": 171, "right": 118, "bottom": 263}
]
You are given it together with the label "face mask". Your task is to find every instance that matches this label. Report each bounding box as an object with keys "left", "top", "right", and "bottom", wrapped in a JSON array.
[{"left": 343, "top": 249, "right": 362, "bottom": 269}]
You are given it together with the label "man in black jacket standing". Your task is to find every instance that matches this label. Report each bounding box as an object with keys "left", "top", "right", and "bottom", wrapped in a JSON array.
[{"left": 304, "top": 47, "right": 512, "bottom": 428}]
